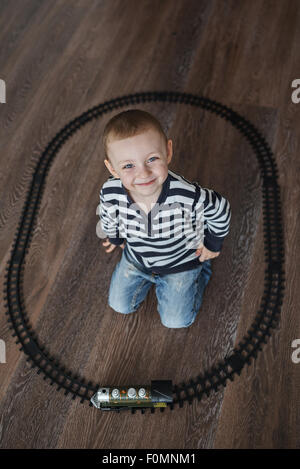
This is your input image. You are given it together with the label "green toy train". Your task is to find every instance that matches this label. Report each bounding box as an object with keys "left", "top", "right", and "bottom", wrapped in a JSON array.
[{"left": 90, "top": 380, "right": 173, "bottom": 411}]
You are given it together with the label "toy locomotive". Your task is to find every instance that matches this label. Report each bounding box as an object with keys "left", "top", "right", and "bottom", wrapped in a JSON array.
[{"left": 90, "top": 380, "right": 173, "bottom": 411}]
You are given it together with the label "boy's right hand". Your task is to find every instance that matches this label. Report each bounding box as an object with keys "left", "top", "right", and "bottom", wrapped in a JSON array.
[{"left": 102, "top": 238, "right": 126, "bottom": 253}]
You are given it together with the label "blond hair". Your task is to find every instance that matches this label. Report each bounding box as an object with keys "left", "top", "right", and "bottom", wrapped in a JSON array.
[{"left": 102, "top": 109, "right": 168, "bottom": 162}]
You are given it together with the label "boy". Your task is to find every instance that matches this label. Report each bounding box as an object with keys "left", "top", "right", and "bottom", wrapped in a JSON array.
[{"left": 97, "top": 109, "right": 231, "bottom": 328}]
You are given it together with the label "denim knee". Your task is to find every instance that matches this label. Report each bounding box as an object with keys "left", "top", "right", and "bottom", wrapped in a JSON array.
[
  {"left": 160, "top": 310, "right": 197, "bottom": 329},
  {"left": 108, "top": 299, "right": 136, "bottom": 315},
  {"left": 108, "top": 288, "right": 136, "bottom": 315},
  {"left": 160, "top": 318, "right": 195, "bottom": 329}
]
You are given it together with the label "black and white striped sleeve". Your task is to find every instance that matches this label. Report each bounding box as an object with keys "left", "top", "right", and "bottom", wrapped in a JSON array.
[
  {"left": 99, "top": 188, "right": 125, "bottom": 246},
  {"left": 197, "top": 185, "right": 231, "bottom": 252}
]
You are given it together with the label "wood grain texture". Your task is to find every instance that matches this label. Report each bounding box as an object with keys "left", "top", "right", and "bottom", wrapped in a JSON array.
[{"left": 0, "top": 0, "right": 299, "bottom": 449}]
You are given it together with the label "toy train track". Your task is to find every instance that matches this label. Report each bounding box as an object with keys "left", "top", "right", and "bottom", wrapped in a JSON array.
[{"left": 3, "top": 91, "right": 285, "bottom": 413}]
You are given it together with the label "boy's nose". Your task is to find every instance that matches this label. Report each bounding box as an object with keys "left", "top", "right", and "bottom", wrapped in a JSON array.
[{"left": 137, "top": 166, "right": 152, "bottom": 178}]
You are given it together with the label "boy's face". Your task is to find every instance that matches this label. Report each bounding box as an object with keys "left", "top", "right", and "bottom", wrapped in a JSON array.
[{"left": 104, "top": 128, "right": 173, "bottom": 201}]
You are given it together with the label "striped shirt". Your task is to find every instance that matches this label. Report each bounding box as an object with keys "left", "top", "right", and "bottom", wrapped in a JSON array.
[{"left": 97, "top": 169, "right": 231, "bottom": 274}]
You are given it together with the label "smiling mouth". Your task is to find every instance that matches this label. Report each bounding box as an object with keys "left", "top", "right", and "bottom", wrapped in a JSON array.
[{"left": 136, "top": 179, "right": 156, "bottom": 186}]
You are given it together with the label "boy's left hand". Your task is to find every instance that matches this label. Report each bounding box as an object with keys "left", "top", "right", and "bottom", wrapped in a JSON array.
[{"left": 195, "top": 243, "right": 220, "bottom": 262}]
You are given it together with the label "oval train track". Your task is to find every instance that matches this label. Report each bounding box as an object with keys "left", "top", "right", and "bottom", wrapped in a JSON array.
[{"left": 3, "top": 91, "right": 285, "bottom": 414}]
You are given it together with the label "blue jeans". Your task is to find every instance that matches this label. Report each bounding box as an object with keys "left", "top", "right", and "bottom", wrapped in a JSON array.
[{"left": 108, "top": 248, "right": 212, "bottom": 329}]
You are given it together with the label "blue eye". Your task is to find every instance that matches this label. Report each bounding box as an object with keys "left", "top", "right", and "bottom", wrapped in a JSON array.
[{"left": 122, "top": 156, "right": 158, "bottom": 170}]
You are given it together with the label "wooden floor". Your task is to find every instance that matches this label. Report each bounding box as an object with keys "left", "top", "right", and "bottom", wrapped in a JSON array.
[{"left": 0, "top": 0, "right": 299, "bottom": 449}]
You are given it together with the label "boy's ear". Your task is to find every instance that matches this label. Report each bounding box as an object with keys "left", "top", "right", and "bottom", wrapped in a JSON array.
[
  {"left": 167, "top": 139, "right": 173, "bottom": 164},
  {"left": 104, "top": 158, "right": 119, "bottom": 178}
]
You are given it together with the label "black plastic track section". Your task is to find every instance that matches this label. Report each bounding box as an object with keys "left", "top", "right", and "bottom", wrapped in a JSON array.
[{"left": 3, "top": 91, "right": 285, "bottom": 414}]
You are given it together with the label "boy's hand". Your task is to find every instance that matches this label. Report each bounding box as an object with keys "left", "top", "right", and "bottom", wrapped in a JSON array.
[
  {"left": 195, "top": 243, "right": 220, "bottom": 262},
  {"left": 102, "top": 238, "right": 126, "bottom": 253}
]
